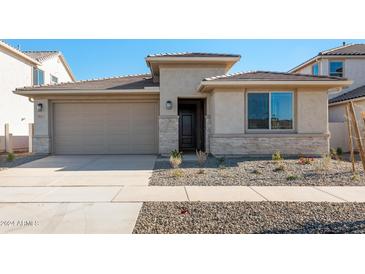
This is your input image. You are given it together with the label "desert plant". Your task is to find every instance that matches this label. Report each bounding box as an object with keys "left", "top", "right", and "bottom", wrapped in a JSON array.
[
  {"left": 336, "top": 147, "right": 343, "bottom": 158},
  {"left": 6, "top": 152, "right": 15, "bottom": 162},
  {"left": 196, "top": 150, "right": 207, "bottom": 168},
  {"left": 298, "top": 157, "right": 314, "bottom": 165},
  {"left": 330, "top": 148, "right": 338, "bottom": 160},
  {"left": 216, "top": 157, "right": 226, "bottom": 168},
  {"left": 286, "top": 174, "right": 299, "bottom": 181},
  {"left": 351, "top": 173, "right": 360, "bottom": 181},
  {"left": 273, "top": 164, "right": 285, "bottom": 172},
  {"left": 316, "top": 154, "right": 331, "bottom": 171},
  {"left": 171, "top": 169, "right": 184, "bottom": 177},
  {"left": 169, "top": 150, "right": 183, "bottom": 169},
  {"left": 197, "top": 169, "right": 205, "bottom": 174},
  {"left": 272, "top": 151, "right": 283, "bottom": 161}
]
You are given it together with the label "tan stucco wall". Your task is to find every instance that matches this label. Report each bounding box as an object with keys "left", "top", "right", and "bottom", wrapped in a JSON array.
[
  {"left": 159, "top": 65, "right": 226, "bottom": 116},
  {"left": 210, "top": 89, "right": 245, "bottom": 134},
  {"left": 208, "top": 88, "right": 328, "bottom": 135},
  {"left": 297, "top": 89, "right": 328, "bottom": 133},
  {"left": 208, "top": 87, "right": 329, "bottom": 155}
]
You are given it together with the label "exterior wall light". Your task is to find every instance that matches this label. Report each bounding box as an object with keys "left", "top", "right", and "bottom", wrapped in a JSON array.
[
  {"left": 37, "top": 103, "right": 43, "bottom": 112},
  {"left": 166, "top": 100, "right": 173, "bottom": 110}
]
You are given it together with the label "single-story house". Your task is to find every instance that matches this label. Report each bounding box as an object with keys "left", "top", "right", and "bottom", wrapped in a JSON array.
[{"left": 14, "top": 52, "right": 352, "bottom": 156}]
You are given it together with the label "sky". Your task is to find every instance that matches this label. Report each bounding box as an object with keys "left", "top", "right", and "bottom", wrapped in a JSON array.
[{"left": 6, "top": 39, "right": 365, "bottom": 81}]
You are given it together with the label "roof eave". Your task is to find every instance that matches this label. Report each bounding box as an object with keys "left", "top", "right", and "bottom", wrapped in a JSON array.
[
  {"left": 58, "top": 54, "right": 76, "bottom": 81},
  {"left": 0, "top": 41, "right": 41, "bottom": 65},
  {"left": 14, "top": 88, "right": 160, "bottom": 97},
  {"left": 198, "top": 80, "right": 353, "bottom": 92}
]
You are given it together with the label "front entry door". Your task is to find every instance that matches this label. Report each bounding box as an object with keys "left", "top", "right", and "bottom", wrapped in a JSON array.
[
  {"left": 178, "top": 100, "right": 205, "bottom": 152},
  {"left": 179, "top": 105, "right": 197, "bottom": 150}
]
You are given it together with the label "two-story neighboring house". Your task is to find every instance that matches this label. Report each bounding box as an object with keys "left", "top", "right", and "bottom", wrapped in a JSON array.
[
  {"left": 0, "top": 40, "right": 75, "bottom": 150},
  {"left": 289, "top": 43, "right": 365, "bottom": 151}
]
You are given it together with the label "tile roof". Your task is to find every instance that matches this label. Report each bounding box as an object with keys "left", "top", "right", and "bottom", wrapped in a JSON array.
[
  {"left": 17, "top": 74, "right": 157, "bottom": 91},
  {"left": 23, "top": 51, "right": 60, "bottom": 62},
  {"left": 289, "top": 44, "right": 365, "bottom": 72},
  {"left": 329, "top": 85, "right": 365, "bottom": 104},
  {"left": 203, "top": 71, "right": 346, "bottom": 81},
  {"left": 147, "top": 52, "right": 241, "bottom": 58},
  {"left": 320, "top": 44, "right": 365, "bottom": 56}
]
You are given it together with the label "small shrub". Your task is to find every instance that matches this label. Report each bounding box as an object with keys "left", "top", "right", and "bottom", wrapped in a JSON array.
[
  {"left": 272, "top": 151, "right": 283, "bottom": 161},
  {"left": 330, "top": 148, "right": 339, "bottom": 160},
  {"left": 216, "top": 157, "right": 226, "bottom": 168},
  {"left": 298, "top": 157, "right": 314, "bottom": 165},
  {"left": 286, "top": 174, "right": 299, "bottom": 181},
  {"left": 6, "top": 152, "right": 15, "bottom": 162},
  {"left": 169, "top": 150, "right": 183, "bottom": 169},
  {"left": 197, "top": 169, "right": 205, "bottom": 174},
  {"left": 196, "top": 150, "right": 207, "bottom": 168},
  {"left": 351, "top": 173, "right": 360, "bottom": 181},
  {"left": 336, "top": 147, "right": 343, "bottom": 156},
  {"left": 316, "top": 154, "right": 331, "bottom": 171},
  {"left": 171, "top": 169, "right": 184, "bottom": 177},
  {"left": 273, "top": 164, "right": 285, "bottom": 172}
]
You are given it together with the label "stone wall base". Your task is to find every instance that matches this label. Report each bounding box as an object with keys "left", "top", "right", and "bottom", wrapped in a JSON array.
[
  {"left": 159, "top": 115, "right": 179, "bottom": 155},
  {"left": 209, "top": 134, "right": 329, "bottom": 156},
  {"left": 33, "top": 136, "right": 51, "bottom": 154}
]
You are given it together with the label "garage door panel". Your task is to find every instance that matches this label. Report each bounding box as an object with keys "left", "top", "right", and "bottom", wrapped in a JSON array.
[{"left": 53, "top": 102, "right": 158, "bottom": 154}]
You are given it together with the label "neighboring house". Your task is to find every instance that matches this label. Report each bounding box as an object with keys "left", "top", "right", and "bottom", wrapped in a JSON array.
[
  {"left": 14, "top": 52, "right": 350, "bottom": 156},
  {"left": 289, "top": 43, "right": 365, "bottom": 150},
  {"left": 0, "top": 40, "right": 75, "bottom": 138}
]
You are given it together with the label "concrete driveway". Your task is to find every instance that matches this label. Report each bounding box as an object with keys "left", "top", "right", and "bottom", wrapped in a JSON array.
[{"left": 0, "top": 155, "right": 156, "bottom": 233}]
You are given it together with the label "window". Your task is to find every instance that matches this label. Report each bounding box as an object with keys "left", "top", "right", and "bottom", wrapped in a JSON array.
[
  {"left": 50, "top": 75, "right": 58, "bottom": 84},
  {"left": 33, "top": 68, "right": 44, "bottom": 85},
  {"left": 247, "top": 92, "right": 293, "bottom": 130},
  {"left": 329, "top": 61, "right": 343, "bottom": 77},
  {"left": 312, "top": 63, "right": 319, "bottom": 75}
]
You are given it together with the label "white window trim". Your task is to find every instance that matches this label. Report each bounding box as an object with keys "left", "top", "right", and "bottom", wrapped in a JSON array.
[
  {"left": 329, "top": 60, "right": 344, "bottom": 77},
  {"left": 246, "top": 90, "right": 295, "bottom": 133}
]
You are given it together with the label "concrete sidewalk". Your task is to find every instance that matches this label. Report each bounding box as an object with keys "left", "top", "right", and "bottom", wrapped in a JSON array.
[
  {"left": 1, "top": 186, "right": 365, "bottom": 203},
  {"left": 112, "top": 186, "right": 365, "bottom": 203}
]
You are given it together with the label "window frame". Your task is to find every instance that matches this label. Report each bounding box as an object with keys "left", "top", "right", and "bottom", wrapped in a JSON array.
[
  {"left": 245, "top": 90, "right": 295, "bottom": 133},
  {"left": 312, "top": 63, "right": 319, "bottom": 75},
  {"left": 329, "top": 60, "right": 344, "bottom": 77},
  {"left": 50, "top": 74, "right": 58, "bottom": 84},
  {"left": 33, "top": 67, "right": 45, "bottom": 85}
]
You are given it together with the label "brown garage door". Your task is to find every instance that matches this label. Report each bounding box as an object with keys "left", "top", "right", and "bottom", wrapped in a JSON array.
[{"left": 53, "top": 102, "right": 158, "bottom": 154}]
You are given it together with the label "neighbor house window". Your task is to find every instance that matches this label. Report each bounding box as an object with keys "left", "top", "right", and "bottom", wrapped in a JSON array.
[
  {"left": 247, "top": 92, "right": 293, "bottom": 130},
  {"left": 50, "top": 74, "right": 58, "bottom": 84},
  {"left": 329, "top": 61, "right": 344, "bottom": 77},
  {"left": 33, "top": 68, "right": 44, "bottom": 85},
  {"left": 312, "top": 63, "right": 319, "bottom": 75}
]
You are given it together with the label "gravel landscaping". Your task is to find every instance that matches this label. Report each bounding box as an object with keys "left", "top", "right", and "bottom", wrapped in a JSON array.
[
  {"left": 150, "top": 157, "right": 365, "bottom": 186},
  {"left": 133, "top": 201, "right": 365, "bottom": 234},
  {"left": 0, "top": 153, "right": 46, "bottom": 171}
]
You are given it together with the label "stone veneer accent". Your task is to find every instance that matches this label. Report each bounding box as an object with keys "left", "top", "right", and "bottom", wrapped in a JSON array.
[
  {"left": 209, "top": 134, "right": 329, "bottom": 156},
  {"left": 159, "top": 115, "right": 179, "bottom": 155},
  {"left": 33, "top": 136, "right": 51, "bottom": 154},
  {"left": 205, "top": 115, "right": 211, "bottom": 153}
]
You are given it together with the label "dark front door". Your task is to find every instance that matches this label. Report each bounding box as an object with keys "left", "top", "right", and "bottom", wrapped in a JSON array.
[
  {"left": 178, "top": 100, "right": 204, "bottom": 151},
  {"left": 179, "top": 105, "right": 196, "bottom": 150}
]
